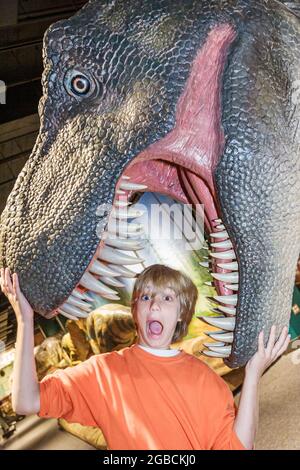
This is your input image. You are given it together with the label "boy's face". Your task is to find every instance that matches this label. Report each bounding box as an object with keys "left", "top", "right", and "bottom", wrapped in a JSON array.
[{"left": 134, "top": 283, "right": 181, "bottom": 349}]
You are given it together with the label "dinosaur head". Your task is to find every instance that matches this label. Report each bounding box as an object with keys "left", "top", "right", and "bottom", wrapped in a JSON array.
[{"left": 1, "top": 0, "right": 300, "bottom": 367}]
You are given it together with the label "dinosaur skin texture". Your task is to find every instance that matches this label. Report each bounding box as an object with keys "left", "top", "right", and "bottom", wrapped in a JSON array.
[{"left": 0, "top": 0, "right": 299, "bottom": 367}]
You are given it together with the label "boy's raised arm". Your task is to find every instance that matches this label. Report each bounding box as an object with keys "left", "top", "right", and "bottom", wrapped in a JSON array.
[
  {"left": 0, "top": 267, "right": 40, "bottom": 415},
  {"left": 234, "top": 325, "right": 290, "bottom": 449}
]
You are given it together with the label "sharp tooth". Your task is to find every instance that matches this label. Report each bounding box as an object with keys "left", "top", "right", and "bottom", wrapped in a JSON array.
[
  {"left": 114, "top": 200, "right": 131, "bottom": 207},
  {"left": 57, "top": 308, "right": 78, "bottom": 321},
  {"left": 204, "top": 281, "right": 213, "bottom": 286},
  {"left": 202, "top": 350, "right": 229, "bottom": 358},
  {"left": 100, "top": 276, "right": 125, "bottom": 288},
  {"left": 60, "top": 302, "right": 90, "bottom": 318},
  {"left": 202, "top": 245, "right": 209, "bottom": 250},
  {"left": 81, "top": 272, "right": 119, "bottom": 296},
  {"left": 209, "top": 249, "right": 236, "bottom": 260},
  {"left": 212, "top": 306, "right": 236, "bottom": 315},
  {"left": 112, "top": 207, "right": 144, "bottom": 219},
  {"left": 204, "top": 329, "right": 224, "bottom": 335},
  {"left": 210, "top": 240, "right": 233, "bottom": 249},
  {"left": 215, "top": 224, "right": 225, "bottom": 230},
  {"left": 101, "top": 294, "right": 120, "bottom": 300},
  {"left": 199, "top": 261, "right": 209, "bottom": 268},
  {"left": 207, "top": 345, "right": 232, "bottom": 355},
  {"left": 104, "top": 237, "right": 145, "bottom": 250},
  {"left": 203, "top": 342, "right": 225, "bottom": 348},
  {"left": 217, "top": 262, "right": 238, "bottom": 270},
  {"left": 72, "top": 289, "right": 87, "bottom": 300},
  {"left": 99, "top": 246, "right": 144, "bottom": 265},
  {"left": 110, "top": 230, "right": 145, "bottom": 239},
  {"left": 89, "top": 259, "right": 119, "bottom": 277},
  {"left": 198, "top": 316, "right": 236, "bottom": 331},
  {"left": 210, "top": 231, "right": 228, "bottom": 239},
  {"left": 119, "top": 182, "right": 148, "bottom": 191},
  {"left": 81, "top": 292, "right": 95, "bottom": 302},
  {"left": 213, "top": 295, "right": 238, "bottom": 306},
  {"left": 107, "top": 264, "right": 137, "bottom": 278},
  {"left": 206, "top": 331, "right": 234, "bottom": 344},
  {"left": 121, "top": 175, "right": 130, "bottom": 180},
  {"left": 108, "top": 222, "right": 143, "bottom": 233},
  {"left": 214, "top": 218, "right": 223, "bottom": 223},
  {"left": 67, "top": 295, "right": 93, "bottom": 312},
  {"left": 73, "top": 290, "right": 94, "bottom": 302},
  {"left": 117, "top": 190, "right": 126, "bottom": 195},
  {"left": 225, "top": 284, "right": 239, "bottom": 291},
  {"left": 211, "top": 272, "right": 239, "bottom": 283}
]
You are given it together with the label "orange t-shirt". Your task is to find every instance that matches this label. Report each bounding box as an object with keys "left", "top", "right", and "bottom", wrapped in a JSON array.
[{"left": 38, "top": 344, "right": 245, "bottom": 450}]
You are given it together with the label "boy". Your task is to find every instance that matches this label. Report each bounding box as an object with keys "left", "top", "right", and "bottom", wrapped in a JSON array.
[{"left": 0, "top": 264, "right": 290, "bottom": 450}]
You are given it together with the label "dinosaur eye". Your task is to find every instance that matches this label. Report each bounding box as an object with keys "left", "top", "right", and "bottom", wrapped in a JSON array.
[
  {"left": 71, "top": 75, "right": 90, "bottom": 95},
  {"left": 64, "top": 69, "right": 99, "bottom": 99}
]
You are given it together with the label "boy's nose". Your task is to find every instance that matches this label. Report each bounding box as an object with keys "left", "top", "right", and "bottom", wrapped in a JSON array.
[{"left": 150, "top": 298, "right": 160, "bottom": 310}]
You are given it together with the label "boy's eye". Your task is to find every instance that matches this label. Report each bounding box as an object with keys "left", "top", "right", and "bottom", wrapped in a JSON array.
[
  {"left": 141, "top": 294, "right": 150, "bottom": 301},
  {"left": 164, "top": 295, "right": 173, "bottom": 301}
]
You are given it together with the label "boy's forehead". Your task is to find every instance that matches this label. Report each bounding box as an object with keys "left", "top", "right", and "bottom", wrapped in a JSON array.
[{"left": 143, "top": 283, "right": 176, "bottom": 293}]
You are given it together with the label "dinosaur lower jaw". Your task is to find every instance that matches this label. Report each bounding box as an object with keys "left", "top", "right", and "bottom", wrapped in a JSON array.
[{"left": 53, "top": 158, "right": 238, "bottom": 360}]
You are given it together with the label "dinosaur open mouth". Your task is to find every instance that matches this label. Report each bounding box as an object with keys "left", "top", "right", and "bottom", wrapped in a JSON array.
[{"left": 54, "top": 156, "right": 239, "bottom": 360}]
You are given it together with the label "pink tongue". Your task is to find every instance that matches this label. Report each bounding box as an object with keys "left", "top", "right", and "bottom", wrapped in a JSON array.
[{"left": 149, "top": 321, "right": 163, "bottom": 335}]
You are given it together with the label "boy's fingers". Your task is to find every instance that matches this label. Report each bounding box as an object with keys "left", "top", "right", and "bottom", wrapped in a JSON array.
[
  {"left": 272, "top": 326, "right": 289, "bottom": 356},
  {"left": 4, "top": 267, "right": 13, "bottom": 295},
  {"left": 258, "top": 330, "right": 264, "bottom": 353},
  {"left": 266, "top": 325, "right": 276, "bottom": 354},
  {"left": 0, "top": 268, "right": 6, "bottom": 295},
  {"left": 12, "top": 273, "right": 19, "bottom": 299},
  {"left": 13, "top": 272, "right": 20, "bottom": 291},
  {"left": 275, "top": 334, "right": 291, "bottom": 359}
]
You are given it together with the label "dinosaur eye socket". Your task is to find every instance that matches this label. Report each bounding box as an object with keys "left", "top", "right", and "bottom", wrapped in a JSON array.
[{"left": 64, "top": 69, "right": 99, "bottom": 99}]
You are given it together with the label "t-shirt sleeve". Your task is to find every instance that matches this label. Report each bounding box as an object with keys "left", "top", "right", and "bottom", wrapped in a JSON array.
[
  {"left": 38, "top": 355, "right": 106, "bottom": 428},
  {"left": 209, "top": 375, "right": 246, "bottom": 450}
]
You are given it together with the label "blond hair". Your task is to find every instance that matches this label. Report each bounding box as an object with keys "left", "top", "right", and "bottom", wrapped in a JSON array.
[{"left": 131, "top": 264, "right": 198, "bottom": 342}]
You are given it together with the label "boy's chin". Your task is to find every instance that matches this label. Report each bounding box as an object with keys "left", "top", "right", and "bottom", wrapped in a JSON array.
[{"left": 139, "top": 335, "right": 171, "bottom": 349}]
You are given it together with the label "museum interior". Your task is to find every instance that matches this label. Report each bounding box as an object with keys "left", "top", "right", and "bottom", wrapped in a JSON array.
[{"left": 0, "top": 0, "right": 300, "bottom": 451}]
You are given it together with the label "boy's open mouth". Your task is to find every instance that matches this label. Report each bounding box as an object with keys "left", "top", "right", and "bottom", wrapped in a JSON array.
[{"left": 147, "top": 320, "right": 164, "bottom": 338}]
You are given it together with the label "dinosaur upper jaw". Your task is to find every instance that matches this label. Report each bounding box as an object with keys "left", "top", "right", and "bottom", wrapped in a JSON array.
[{"left": 25, "top": 22, "right": 240, "bottom": 363}]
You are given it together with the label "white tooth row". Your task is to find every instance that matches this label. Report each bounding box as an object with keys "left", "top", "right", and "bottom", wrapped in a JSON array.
[
  {"left": 57, "top": 175, "right": 147, "bottom": 321},
  {"left": 200, "top": 217, "right": 239, "bottom": 358},
  {"left": 200, "top": 316, "right": 235, "bottom": 358},
  {"left": 202, "top": 328, "right": 234, "bottom": 358}
]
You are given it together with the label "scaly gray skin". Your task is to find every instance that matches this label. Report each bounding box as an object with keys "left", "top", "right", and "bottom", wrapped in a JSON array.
[
  {"left": 0, "top": 0, "right": 299, "bottom": 367},
  {"left": 216, "top": 2, "right": 300, "bottom": 365}
]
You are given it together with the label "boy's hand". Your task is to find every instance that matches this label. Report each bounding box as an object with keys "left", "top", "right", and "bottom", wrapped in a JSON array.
[
  {"left": 245, "top": 325, "right": 290, "bottom": 382},
  {"left": 0, "top": 267, "right": 34, "bottom": 323}
]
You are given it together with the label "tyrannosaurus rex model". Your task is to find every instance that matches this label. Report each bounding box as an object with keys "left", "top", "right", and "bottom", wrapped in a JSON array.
[{"left": 0, "top": 0, "right": 299, "bottom": 367}]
